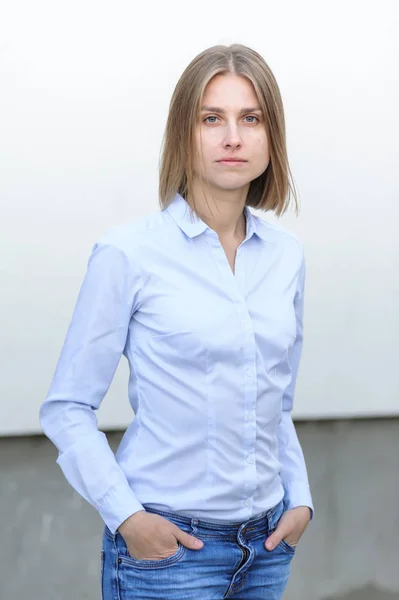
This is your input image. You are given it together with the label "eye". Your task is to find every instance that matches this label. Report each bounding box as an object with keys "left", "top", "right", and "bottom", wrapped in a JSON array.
[
  {"left": 203, "top": 115, "right": 220, "bottom": 124},
  {"left": 244, "top": 115, "right": 259, "bottom": 123}
]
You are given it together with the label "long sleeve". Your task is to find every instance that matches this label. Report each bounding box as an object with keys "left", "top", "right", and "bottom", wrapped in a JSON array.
[
  {"left": 39, "top": 241, "right": 144, "bottom": 534},
  {"left": 277, "top": 249, "right": 314, "bottom": 518}
]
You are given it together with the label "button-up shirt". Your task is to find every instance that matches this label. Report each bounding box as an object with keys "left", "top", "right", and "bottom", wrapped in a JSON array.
[{"left": 40, "top": 193, "right": 313, "bottom": 534}]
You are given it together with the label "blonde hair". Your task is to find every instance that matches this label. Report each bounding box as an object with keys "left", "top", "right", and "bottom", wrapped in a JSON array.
[{"left": 159, "top": 44, "right": 299, "bottom": 217}]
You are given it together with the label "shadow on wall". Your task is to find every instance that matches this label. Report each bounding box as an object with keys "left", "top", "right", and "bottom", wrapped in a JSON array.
[{"left": 324, "top": 585, "right": 398, "bottom": 600}]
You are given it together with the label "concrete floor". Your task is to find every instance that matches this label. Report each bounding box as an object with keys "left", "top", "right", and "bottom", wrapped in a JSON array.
[{"left": 1, "top": 419, "right": 398, "bottom": 600}]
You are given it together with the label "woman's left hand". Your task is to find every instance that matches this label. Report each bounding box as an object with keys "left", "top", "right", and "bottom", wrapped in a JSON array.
[{"left": 264, "top": 506, "right": 311, "bottom": 551}]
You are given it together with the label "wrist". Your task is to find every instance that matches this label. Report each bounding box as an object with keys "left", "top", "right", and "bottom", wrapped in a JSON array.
[
  {"left": 294, "top": 505, "right": 312, "bottom": 521},
  {"left": 118, "top": 509, "right": 146, "bottom": 535}
]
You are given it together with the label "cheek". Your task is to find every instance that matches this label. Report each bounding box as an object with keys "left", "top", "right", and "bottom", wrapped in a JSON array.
[
  {"left": 254, "top": 135, "right": 269, "bottom": 162},
  {"left": 202, "top": 129, "right": 221, "bottom": 149},
  {"left": 195, "top": 134, "right": 218, "bottom": 166},
  {"left": 256, "top": 132, "right": 268, "bottom": 148}
]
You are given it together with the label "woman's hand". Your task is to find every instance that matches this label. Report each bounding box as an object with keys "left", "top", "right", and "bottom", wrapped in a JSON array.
[
  {"left": 264, "top": 506, "right": 311, "bottom": 551},
  {"left": 118, "top": 511, "right": 204, "bottom": 561}
]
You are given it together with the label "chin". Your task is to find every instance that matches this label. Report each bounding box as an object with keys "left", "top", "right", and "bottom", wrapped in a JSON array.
[{"left": 210, "top": 176, "right": 253, "bottom": 191}]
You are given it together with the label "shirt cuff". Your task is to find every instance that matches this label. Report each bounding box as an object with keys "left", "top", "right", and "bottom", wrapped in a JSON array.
[
  {"left": 283, "top": 480, "right": 314, "bottom": 520},
  {"left": 97, "top": 485, "right": 145, "bottom": 534}
]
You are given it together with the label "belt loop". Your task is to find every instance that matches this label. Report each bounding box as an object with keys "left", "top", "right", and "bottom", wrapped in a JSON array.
[{"left": 266, "top": 505, "right": 275, "bottom": 531}]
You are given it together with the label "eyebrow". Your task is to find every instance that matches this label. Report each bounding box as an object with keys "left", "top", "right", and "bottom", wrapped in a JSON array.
[{"left": 200, "top": 106, "right": 262, "bottom": 115}]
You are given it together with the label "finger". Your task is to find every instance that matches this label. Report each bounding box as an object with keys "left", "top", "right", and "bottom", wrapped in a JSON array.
[
  {"left": 265, "top": 524, "right": 289, "bottom": 551},
  {"left": 173, "top": 527, "right": 204, "bottom": 550}
]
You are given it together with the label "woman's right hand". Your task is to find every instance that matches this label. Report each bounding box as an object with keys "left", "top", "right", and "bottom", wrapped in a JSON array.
[{"left": 118, "top": 511, "right": 204, "bottom": 561}]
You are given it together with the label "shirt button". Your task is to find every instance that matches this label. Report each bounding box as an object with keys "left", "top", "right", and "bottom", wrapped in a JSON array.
[
  {"left": 246, "top": 455, "right": 254, "bottom": 465},
  {"left": 246, "top": 367, "right": 255, "bottom": 377},
  {"left": 243, "top": 500, "right": 249, "bottom": 507},
  {"left": 241, "top": 320, "right": 252, "bottom": 332},
  {"left": 247, "top": 413, "right": 254, "bottom": 421}
]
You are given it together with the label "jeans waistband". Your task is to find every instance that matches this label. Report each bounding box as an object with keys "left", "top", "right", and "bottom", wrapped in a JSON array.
[{"left": 141, "top": 499, "right": 283, "bottom": 533}]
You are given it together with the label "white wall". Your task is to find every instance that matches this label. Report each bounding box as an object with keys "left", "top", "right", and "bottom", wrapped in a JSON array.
[{"left": 1, "top": 0, "right": 398, "bottom": 435}]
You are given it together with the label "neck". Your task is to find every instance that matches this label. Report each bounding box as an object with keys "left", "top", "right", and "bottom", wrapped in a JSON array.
[{"left": 188, "top": 179, "right": 249, "bottom": 240}]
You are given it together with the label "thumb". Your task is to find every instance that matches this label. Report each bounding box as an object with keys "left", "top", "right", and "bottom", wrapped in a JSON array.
[
  {"left": 174, "top": 528, "right": 204, "bottom": 551},
  {"left": 265, "top": 523, "right": 287, "bottom": 551}
]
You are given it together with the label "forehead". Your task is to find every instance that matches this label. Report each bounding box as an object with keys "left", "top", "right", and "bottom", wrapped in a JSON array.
[{"left": 201, "top": 73, "right": 259, "bottom": 107}]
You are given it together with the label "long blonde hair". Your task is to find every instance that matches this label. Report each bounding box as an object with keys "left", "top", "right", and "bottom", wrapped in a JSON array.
[{"left": 159, "top": 44, "right": 298, "bottom": 217}]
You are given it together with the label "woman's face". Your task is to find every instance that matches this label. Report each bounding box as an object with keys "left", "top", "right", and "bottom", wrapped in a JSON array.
[{"left": 193, "top": 73, "right": 270, "bottom": 194}]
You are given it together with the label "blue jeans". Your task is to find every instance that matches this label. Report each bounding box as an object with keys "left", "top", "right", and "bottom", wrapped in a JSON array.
[{"left": 101, "top": 498, "right": 295, "bottom": 599}]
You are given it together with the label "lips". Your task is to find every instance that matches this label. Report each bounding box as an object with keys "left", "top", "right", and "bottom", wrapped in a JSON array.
[{"left": 217, "top": 158, "right": 247, "bottom": 164}]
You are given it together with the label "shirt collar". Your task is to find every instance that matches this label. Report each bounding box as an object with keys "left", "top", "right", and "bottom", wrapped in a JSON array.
[{"left": 165, "top": 193, "right": 273, "bottom": 242}]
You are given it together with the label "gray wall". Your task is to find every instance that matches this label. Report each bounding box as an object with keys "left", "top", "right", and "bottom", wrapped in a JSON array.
[{"left": 1, "top": 419, "right": 398, "bottom": 600}]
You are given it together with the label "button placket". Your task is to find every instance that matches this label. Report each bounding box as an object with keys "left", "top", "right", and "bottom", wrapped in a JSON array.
[
  {"left": 239, "top": 312, "right": 257, "bottom": 508},
  {"left": 246, "top": 366, "right": 255, "bottom": 377},
  {"left": 227, "top": 245, "right": 257, "bottom": 514},
  {"left": 241, "top": 319, "right": 252, "bottom": 332},
  {"left": 205, "top": 232, "right": 248, "bottom": 303}
]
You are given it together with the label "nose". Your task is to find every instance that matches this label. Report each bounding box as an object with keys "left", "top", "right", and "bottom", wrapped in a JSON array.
[{"left": 222, "top": 122, "right": 242, "bottom": 149}]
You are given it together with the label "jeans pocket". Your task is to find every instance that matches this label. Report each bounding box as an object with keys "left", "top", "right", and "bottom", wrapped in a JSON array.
[
  {"left": 118, "top": 541, "right": 186, "bottom": 569},
  {"left": 278, "top": 539, "right": 297, "bottom": 555},
  {"left": 116, "top": 520, "right": 196, "bottom": 570},
  {"left": 269, "top": 501, "right": 297, "bottom": 555}
]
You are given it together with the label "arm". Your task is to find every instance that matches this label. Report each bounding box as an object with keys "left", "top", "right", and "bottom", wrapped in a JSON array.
[
  {"left": 39, "top": 242, "right": 144, "bottom": 534},
  {"left": 277, "top": 248, "right": 314, "bottom": 518}
]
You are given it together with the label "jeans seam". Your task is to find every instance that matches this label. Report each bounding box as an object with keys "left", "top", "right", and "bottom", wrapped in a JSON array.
[
  {"left": 113, "top": 535, "right": 121, "bottom": 600},
  {"left": 100, "top": 550, "right": 105, "bottom": 600}
]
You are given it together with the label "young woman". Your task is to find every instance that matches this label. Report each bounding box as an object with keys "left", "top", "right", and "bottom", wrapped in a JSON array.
[{"left": 40, "top": 43, "right": 313, "bottom": 599}]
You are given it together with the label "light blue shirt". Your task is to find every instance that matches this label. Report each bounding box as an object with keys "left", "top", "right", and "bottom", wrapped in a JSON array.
[{"left": 40, "top": 193, "right": 313, "bottom": 534}]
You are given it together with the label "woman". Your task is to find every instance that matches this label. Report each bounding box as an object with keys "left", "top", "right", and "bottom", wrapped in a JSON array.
[{"left": 40, "top": 43, "right": 313, "bottom": 599}]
